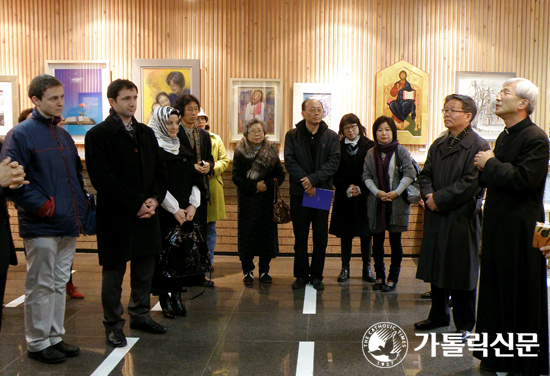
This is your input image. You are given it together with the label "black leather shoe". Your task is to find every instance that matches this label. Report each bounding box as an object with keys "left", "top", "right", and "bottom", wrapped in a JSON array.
[
  {"left": 420, "top": 291, "right": 432, "bottom": 299},
  {"left": 362, "top": 266, "right": 376, "bottom": 283},
  {"left": 292, "top": 277, "right": 308, "bottom": 289},
  {"left": 373, "top": 278, "right": 384, "bottom": 290},
  {"left": 159, "top": 294, "right": 175, "bottom": 318},
  {"left": 337, "top": 268, "right": 349, "bottom": 282},
  {"left": 381, "top": 280, "right": 397, "bottom": 292},
  {"left": 414, "top": 319, "right": 449, "bottom": 330},
  {"left": 171, "top": 292, "right": 187, "bottom": 317},
  {"left": 130, "top": 319, "right": 168, "bottom": 334},
  {"left": 203, "top": 279, "right": 215, "bottom": 287},
  {"left": 106, "top": 329, "right": 127, "bottom": 347},
  {"left": 27, "top": 346, "right": 66, "bottom": 364},
  {"left": 311, "top": 278, "right": 325, "bottom": 290},
  {"left": 52, "top": 341, "right": 80, "bottom": 357},
  {"left": 259, "top": 272, "right": 272, "bottom": 283},
  {"left": 243, "top": 271, "right": 254, "bottom": 285},
  {"left": 455, "top": 329, "right": 471, "bottom": 343}
]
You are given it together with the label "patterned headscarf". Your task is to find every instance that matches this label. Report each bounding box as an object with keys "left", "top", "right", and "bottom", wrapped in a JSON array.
[{"left": 148, "top": 106, "right": 181, "bottom": 155}]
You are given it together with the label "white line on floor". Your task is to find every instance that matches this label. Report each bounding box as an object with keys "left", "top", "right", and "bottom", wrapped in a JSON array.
[
  {"left": 296, "top": 341, "right": 314, "bottom": 376},
  {"left": 151, "top": 301, "right": 161, "bottom": 311},
  {"left": 5, "top": 295, "right": 24, "bottom": 308},
  {"left": 90, "top": 337, "right": 139, "bottom": 376},
  {"left": 302, "top": 284, "right": 317, "bottom": 314}
]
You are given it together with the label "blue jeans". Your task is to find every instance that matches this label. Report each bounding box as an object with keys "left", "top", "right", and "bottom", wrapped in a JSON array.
[{"left": 206, "top": 221, "right": 217, "bottom": 264}]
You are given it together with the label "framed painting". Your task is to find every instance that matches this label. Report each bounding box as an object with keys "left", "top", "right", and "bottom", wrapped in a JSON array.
[
  {"left": 292, "top": 83, "right": 341, "bottom": 132},
  {"left": 456, "top": 71, "right": 515, "bottom": 141},
  {"left": 376, "top": 60, "right": 428, "bottom": 145},
  {"left": 229, "top": 78, "right": 283, "bottom": 143},
  {"left": 45, "top": 60, "right": 110, "bottom": 143},
  {"left": 0, "top": 75, "right": 19, "bottom": 135},
  {"left": 132, "top": 59, "right": 200, "bottom": 123}
]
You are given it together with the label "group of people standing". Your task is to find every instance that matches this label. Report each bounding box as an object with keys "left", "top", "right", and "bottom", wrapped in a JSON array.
[{"left": 0, "top": 73, "right": 548, "bottom": 375}]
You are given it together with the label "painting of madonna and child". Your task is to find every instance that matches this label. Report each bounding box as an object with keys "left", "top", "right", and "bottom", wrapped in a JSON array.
[{"left": 376, "top": 60, "right": 428, "bottom": 145}]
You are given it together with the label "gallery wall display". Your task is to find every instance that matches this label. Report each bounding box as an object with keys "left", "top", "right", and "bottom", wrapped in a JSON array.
[
  {"left": 132, "top": 59, "right": 201, "bottom": 124},
  {"left": 376, "top": 60, "right": 428, "bottom": 145},
  {"left": 456, "top": 71, "right": 516, "bottom": 142},
  {"left": 0, "top": 75, "right": 19, "bottom": 135},
  {"left": 45, "top": 60, "right": 111, "bottom": 143},
  {"left": 292, "top": 83, "right": 341, "bottom": 133},
  {"left": 229, "top": 78, "right": 283, "bottom": 143}
]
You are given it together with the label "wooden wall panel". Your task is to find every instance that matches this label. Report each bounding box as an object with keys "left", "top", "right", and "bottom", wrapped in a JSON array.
[{"left": 1, "top": 0, "right": 549, "bottom": 155}]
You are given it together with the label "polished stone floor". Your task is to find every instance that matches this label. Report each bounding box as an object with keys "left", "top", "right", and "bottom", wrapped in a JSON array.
[{"left": 1, "top": 252, "right": 549, "bottom": 376}]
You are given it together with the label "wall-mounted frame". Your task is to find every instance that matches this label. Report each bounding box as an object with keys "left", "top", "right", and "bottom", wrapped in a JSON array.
[
  {"left": 456, "top": 71, "right": 516, "bottom": 142},
  {"left": 292, "top": 83, "right": 341, "bottom": 133},
  {"left": 45, "top": 60, "right": 110, "bottom": 143},
  {"left": 230, "top": 78, "right": 283, "bottom": 143},
  {"left": 376, "top": 60, "right": 428, "bottom": 145},
  {"left": 0, "top": 75, "right": 19, "bottom": 135},
  {"left": 132, "top": 59, "right": 200, "bottom": 123}
]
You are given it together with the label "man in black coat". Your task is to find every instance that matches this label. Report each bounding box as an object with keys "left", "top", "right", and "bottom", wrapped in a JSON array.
[
  {"left": 0, "top": 150, "right": 28, "bottom": 333},
  {"left": 284, "top": 99, "right": 340, "bottom": 290},
  {"left": 85, "top": 79, "right": 168, "bottom": 348},
  {"left": 415, "top": 94, "right": 489, "bottom": 341},
  {"left": 474, "top": 78, "right": 549, "bottom": 375}
]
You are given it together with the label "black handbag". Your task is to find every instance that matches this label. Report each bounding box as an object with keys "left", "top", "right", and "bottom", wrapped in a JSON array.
[
  {"left": 160, "top": 222, "right": 210, "bottom": 279},
  {"left": 399, "top": 157, "right": 422, "bottom": 204}
]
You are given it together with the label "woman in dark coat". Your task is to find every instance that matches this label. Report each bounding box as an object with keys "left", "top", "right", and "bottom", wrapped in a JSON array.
[
  {"left": 362, "top": 116, "right": 415, "bottom": 292},
  {"left": 149, "top": 107, "right": 204, "bottom": 318},
  {"left": 232, "top": 119, "right": 285, "bottom": 285},
  {"left": 329, "top": 114, "right": 376, "bottom": 283}
]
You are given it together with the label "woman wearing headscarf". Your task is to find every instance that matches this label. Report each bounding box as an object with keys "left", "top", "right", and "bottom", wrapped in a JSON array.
[
  {"left": 232, "top": 119, "right": 285, "bottom": 285},
  {"left": 362, "top": 116, "right": 415, "bottom": 292},
  {"left": 148, "top": 106, "right": 204, "bottom": 318}
]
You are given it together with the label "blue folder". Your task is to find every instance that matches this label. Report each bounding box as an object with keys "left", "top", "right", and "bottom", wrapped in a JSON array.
[{"left": 302, "top": 189, "right": 334, "bottom": 211}]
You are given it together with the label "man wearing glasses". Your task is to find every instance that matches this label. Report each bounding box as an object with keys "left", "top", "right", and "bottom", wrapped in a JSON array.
[
  {"left": 415, "top": 94, "right": 489, "bottom": 342},
  {"left": 474, "top": 78, "right": 549, "bottom": 375},
  {"left": 284, "top": 99, "right": 340, "bottom": 290}
]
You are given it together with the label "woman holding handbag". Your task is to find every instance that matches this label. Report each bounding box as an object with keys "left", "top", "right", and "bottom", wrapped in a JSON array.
[
  {"left": 149, "top": 106, "right": 205, "bottom": 318},
  {"left": 362, "top": 116, "right": 415, "bottom": 292},
  {"left": 329, "top": 113, "right": 376, "bottom": 283},
  {"left": 232, "top": 119, "right": 285, "bottom": 285}
]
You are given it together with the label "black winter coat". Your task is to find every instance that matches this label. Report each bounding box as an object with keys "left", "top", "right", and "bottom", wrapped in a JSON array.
[
  {"left": 85, "top": 115, "right": 168, "bottom": 267},
  {"left": 475, "top": 117, "right": 549, "bottom": 374},
  {"left": 284, "top": 120, "right": 340, "bottom": 196},
  {"left": 329, "top": 135, "right": 375, "bottom": 238},
  {"left": 232, "top": 139, "right": 285, "bottom": 259},
  {"left": 416, "top": 130, "right": 489, "bottom": 291}
]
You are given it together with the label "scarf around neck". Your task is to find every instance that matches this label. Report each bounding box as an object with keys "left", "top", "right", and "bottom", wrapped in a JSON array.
[{"left": 373, "top": 139, "right": 400, "bottom": 229}]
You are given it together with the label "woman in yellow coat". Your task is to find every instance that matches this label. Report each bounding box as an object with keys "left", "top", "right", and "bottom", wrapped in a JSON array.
[{"left": 196, "top": 108, "right": 229, "bottom": 269}]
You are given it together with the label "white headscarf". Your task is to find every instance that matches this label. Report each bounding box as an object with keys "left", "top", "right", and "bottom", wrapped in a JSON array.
[{"left": 148, "top": 106, "right": 181, "bottom": 155}]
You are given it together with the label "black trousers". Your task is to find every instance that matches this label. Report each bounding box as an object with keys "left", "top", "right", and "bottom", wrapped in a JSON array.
[
  {"left": 428, "top": 283, "right": 476, "bottom": 331},
  {"left": 372, "top": 231, "right": 403, "bottom": 283},
  {"left": 290, "top": 195, "right": 330, "bottom": 280},
  {"left": 101, "top": 254, "right": 155, "bottom": 331},
  {"left": 340, "top": 236, "right": 372, "bottom": 268},
  {"left": 241, "top": 256, "right": 271, "bottom": 275}
]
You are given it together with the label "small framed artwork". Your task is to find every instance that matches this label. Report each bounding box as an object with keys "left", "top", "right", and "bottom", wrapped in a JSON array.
[
  {"left": 132, "top": 59, "right": 200, "bottom": 123},
  {"left": 376, "top": 60, "right": 429, "bottom": 145},
  {"left": 456, "top": 71, "right": 515, "bottom": 141},
  {"left": 0, "top": 75, "right": 19, "bottom": 135},
  {"left": 229, "top": 78, "right": 283, "bottom": 143},
  {"left": 292, "top": 83, "right": 341, "bottom": 132},
  {"left": 45, "top": 60, "right": 111, "bottom": 143}
]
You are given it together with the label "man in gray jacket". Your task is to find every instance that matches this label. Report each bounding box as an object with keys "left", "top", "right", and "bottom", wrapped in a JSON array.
[
  {"left": 415, "top": 94, "right": 489, "bottom": 342},
  {"left": 284, "top": 99, "right": 340, "bottom": 290}
]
